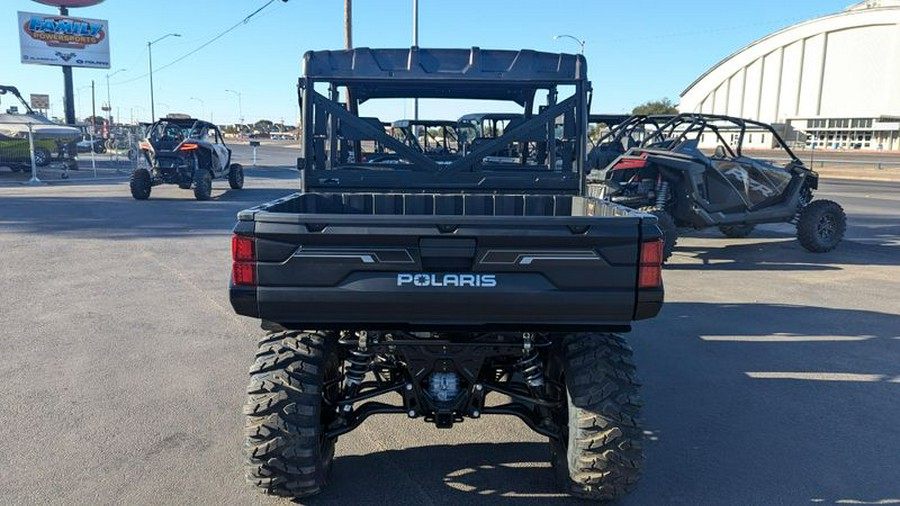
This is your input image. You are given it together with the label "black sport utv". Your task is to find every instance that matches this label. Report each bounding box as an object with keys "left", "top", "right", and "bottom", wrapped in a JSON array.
[
  {"left": 588, "top": 114, "right": 846, "bottom": 260},
  {"left": 130, "top": 116, "right": 244, "bottom": 200},
  {"left": 230, "top": 47, "right": 665, "bottom": 502}
]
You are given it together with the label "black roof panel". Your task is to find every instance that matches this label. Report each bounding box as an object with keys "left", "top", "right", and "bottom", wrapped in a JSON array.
[{"left": 302, "top": 47, "right": 587, "bottom": 104}]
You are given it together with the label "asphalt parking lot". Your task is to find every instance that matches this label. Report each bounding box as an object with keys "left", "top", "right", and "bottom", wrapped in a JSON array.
[{"left": 0, "top": 153, "right": 898, "bottom": 505}]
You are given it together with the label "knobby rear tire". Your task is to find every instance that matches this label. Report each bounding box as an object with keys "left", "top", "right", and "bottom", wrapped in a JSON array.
[
  {"left": 129, "top": 169, "right": 152, "bottom": 200},
  {"left": 549, "top": 333, "right": 644, "bottom": 501},
  {"left": 244, "top": 330, "right": 339, "bottom": 499},
  {"left": 228, "top": 163, "right": 244, "bottom": 190},
  {"left": 797, "top": 199, "right": 846, "bottom": 252},
  {"left": 193, "top": 170, "right": 212, "bottom": 201}
]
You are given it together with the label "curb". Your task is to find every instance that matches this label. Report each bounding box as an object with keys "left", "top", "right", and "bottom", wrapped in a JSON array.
[{"left": 815, "top": 169, "right": 900, "bottom": 183}]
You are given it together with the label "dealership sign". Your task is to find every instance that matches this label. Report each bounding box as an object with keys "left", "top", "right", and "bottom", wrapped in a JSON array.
[
  {"left": 18, "top": 11, "right": 110, "bottom": 68},
  {"left": 30, "top": 94, "right": 50, "bottom": 110}
]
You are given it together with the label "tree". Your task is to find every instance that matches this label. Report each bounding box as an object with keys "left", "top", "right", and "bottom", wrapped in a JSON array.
[
  {"left": 254, "top": 119, "right": 274, "bottom": 133},
  {"left": 588, "top": 123, "right": 607, "bottom": 142},
  {"left": 632, "top": 98, "right": 679, "bottom": 115},
  {"left": 83, "top": 115, "right": 107, "bottom": 126}
]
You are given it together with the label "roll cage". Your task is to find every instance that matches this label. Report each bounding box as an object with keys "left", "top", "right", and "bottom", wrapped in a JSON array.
[
  {"left": 591, "top": 114, "right": 673, "bottom": 149},
  {"left": 639, "top": 114, "right": 801, "bottom": 163},
  {"left": 390, "top": 119, "right": 459, "bottom": 153},
  {"left": 297, "top": 47, "right": 590, "bottom": 194},
  {"left": 457, "top": 113, "right": 522, "bottom": 140},
  {"left": 147, "top": 118, "right": 220, "bottom": 144}
]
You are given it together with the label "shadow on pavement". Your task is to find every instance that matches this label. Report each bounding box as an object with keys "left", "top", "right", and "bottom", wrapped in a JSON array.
[
  {"left": 0, "top": 187, "right": 296, "bottom": 239},
  {"left": 312, "top": 442, "right": 582, "bottom": 505},
  {"left": 626, "top": 302, "right": 900, "bottom": 504},
  {"left": 670, "top": 234, "right": 899, "bottom": 270}
]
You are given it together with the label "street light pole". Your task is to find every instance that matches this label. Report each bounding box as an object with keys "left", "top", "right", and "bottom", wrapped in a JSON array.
[
  {"left": 553, "top": 34, "right": 585, "bottom": 54},
  {"left": 226, "top": 89, "right": 244, "bottom": 134},
  {"left": 190, "top": 97, "right": 205, "bottom": 119},
  {"left": 148, "top": 33, "right": 181, "bottom": 121},
  {"left": 106, "top": 69, "right": 126, "bottom": 125}
]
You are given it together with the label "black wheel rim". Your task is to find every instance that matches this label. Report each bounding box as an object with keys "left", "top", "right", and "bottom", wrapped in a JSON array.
[{"left": 817, "top": 213, "right": 837, "bottom": 242}]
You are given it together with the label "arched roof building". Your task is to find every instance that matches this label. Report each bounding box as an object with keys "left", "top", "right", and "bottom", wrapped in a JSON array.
[{"left": 679, "top": 1, "right": 900, "bottom": 150}]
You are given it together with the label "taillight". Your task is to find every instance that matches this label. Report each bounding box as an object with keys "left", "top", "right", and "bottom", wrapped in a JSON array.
[
  {"left": 232, "top": 235, "right": 255, "bottom": 261},
  {"left": 179, "top": 143, "right": 199, "bottom": 151},
  {"left": 612, "top": 154, "right": 648, "bottom": 170},
  {"left": 232, "top": 235, "right": 256, "bottom": 286},
  {"left": 638, "top": 238, "right": 664, "bottom": 288},
  {"left": 139, "top": 142, "right": 151, "bottom": 151},
  {"left": 232, "top": 263, "right": 255, "bottom": 286}
]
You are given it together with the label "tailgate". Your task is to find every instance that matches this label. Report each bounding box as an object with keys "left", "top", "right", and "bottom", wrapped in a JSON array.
[{"left": 232, "top": 213, "right": 661, "bottom": 331}]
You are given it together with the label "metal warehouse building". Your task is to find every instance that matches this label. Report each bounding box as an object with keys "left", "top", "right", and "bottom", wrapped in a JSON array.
[{"left": 679, "top": 0, "right": 900, "bottom": 151}]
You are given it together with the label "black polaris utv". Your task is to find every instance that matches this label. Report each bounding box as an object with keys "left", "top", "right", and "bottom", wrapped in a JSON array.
[
  {"left": 231, "top": 47, "right": 665, "bottom": 502},
  {"left": 130, "top": 116, "right": 243, "bottom": 200},
  {"left": 588, "top": 113, "right": 846, "bottom": 260}
]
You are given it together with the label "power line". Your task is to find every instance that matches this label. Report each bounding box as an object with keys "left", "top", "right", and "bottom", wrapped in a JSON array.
[{"left": 109, "top": 0, "right": 283, "bottom": 87}]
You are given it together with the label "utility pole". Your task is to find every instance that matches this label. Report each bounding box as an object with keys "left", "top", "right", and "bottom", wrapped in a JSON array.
[
  {"left": 344, "top": 0, "right": 352, "bottom": 49},
  {"left": 344, "top": 0, "right": 359, "bottom": 156},
  {"left": 413, "top": 0, "right": 419, "bottom": 123}
]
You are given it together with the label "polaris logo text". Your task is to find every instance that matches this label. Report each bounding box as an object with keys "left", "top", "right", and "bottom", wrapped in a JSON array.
[{"left": 397, "top": 273, "right": 497, "bottom": 288}]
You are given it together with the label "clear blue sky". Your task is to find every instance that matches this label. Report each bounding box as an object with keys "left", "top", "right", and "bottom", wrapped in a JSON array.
[{"left": 3, "top": 0, "right": 849, "bottom": 125}]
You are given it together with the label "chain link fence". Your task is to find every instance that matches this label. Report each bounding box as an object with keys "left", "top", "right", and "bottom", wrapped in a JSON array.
[{"left": 1, "top": 119, "right": 149, "bottom": 184}]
